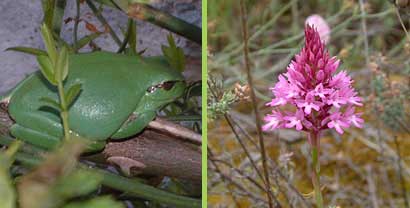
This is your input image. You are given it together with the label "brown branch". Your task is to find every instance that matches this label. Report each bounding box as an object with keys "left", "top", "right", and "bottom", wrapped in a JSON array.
[
  {"left": 1, "top": 104, "right": 201, "bottom": 181},
  {"left": 104, "top": 129, "right": 201, "bottom": 182},
  {"left": 127, "top": 3, "right": 201, "bottom": 44},
  {"left": 148, "top": 117, "right": 202, "bottom": 145}
]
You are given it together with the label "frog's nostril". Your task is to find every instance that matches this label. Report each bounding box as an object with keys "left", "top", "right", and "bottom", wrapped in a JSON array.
[{"left": 147, "top": 86, "right": 157, "bottom": 93}]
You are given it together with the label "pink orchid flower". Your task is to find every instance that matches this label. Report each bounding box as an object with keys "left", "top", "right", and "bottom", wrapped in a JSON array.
[{"left": 263, "top": 25, "right": 363, "bottom": 135}]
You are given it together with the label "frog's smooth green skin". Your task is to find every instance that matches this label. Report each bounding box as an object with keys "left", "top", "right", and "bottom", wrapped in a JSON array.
[{"left": 2, "top": 52, "right": 185, "bottom": 151}]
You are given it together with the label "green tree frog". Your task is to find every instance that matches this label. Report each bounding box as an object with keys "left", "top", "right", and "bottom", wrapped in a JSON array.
[{"left": 1, "top": 52, "right": 186, "bottom": 151}]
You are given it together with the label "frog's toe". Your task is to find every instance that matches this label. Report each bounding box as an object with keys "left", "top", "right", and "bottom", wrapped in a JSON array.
[
  {"left": 10, "top": 124, "right": 60, "bottom": 150},
  {"left": 14, "top": 113, "right": 63, "bottom": 138}
]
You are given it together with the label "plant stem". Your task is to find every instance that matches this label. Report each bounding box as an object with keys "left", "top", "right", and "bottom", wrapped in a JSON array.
[
  {"left": 310, "top": 131, "right": 324, "bottom": 208},
  {"left": 239, "top": 1, "right": 276, "bottom": 207},
  {"left": 73, "top": 0, "right": 80, "bottom": 52},
  {"left": 91, "top": 168, "right": 201, "bottom": 208},
  {"left": 127, "top": 3, "right": 201, "bottom": 44},
  {"left": 4, "top": 140, "right": 22, "bottom": 159},
  {"left": 85, "top": 0, "right": 122, "bottom": 47},
  {"left": 57, "top": 81, "right": 70, "bottom": 141},
  {"left": 359, "top": 0, "right": 369, "bottom": 65}
]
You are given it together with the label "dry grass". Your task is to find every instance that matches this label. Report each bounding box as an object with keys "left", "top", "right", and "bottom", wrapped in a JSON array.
[{"left": 207, "top": 0, "right": 410, "bottom": 207}]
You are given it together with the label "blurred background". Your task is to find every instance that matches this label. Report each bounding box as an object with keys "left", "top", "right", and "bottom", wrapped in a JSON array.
[{"left": 207, "top": 0, "right": 410, "bottom": 207}]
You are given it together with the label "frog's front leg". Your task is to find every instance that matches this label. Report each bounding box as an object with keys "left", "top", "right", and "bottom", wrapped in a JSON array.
[{"left": 111, "top": 110, "right": 156, "bottom": 139}]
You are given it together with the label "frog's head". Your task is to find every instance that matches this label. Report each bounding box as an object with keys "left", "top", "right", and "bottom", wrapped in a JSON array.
[{"left": 137, "top": 57, "right": 186, "bottom": 111}]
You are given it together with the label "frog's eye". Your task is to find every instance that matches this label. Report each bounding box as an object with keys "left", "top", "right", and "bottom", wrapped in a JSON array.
[
  {"left": 161, "top": 81, "right": 176, "bottom": 91},
  {"left": 147, "top": 81, "right": 178, "bottom": 93}
]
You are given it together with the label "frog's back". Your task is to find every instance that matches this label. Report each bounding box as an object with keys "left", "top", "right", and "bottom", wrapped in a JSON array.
[{"left": 8, "top": 52, "right": 157, "bottom": 140}]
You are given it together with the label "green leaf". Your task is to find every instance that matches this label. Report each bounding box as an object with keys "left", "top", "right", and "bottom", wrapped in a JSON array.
[
  {"left": 161, "top": 34, "right": 186, "bottom": 72},
  {"left": 40, "top": 24, "right": 58, "bottom": 65},
  {"left": 0, "top": 142, "right": 21, "bottom": 208},
  {"left": 6, "top": 47, "right": 48, "bottom": 56},
  {"left": 39, "top": 97, "right": 61, "bottom": 111},
  {"left": 65, "top": 83, "right": 82, "bottom": 107},
  {"left": 37, "top": 55, "right": 57, "bottom": 85},
  {"left": 56, "top": 46, "right": 69, "bottom": 81},
  {"left": 0, "top": 163, "right": 16, "bottom": 208},
  {"left": 73, "top": 32, "right": 102, "bottom": 51},
  {"left": 17, "top": 139, "right": 86, "bottom": 208},
  {"left": 55, "top": 169, "right": 102, "bottom": 199},
  {"left": 62, "top": 196, "right": 125, "bottom": 208}
]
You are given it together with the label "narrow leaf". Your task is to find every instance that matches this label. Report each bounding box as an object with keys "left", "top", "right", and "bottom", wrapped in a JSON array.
[
  {"left": 51, "top": 0, "right": 67, "bottom": 36},
  {"left": 42, "top": 0, "right": 55, "bottom": 30},
  {"left": 65, "top": 83, "right": 82, "bottom": 107},
  {"left": 56, "top": 46, "right": 69, "bottom": 81},
  {"left": 0, "top": 146, "right": 18, "bottom": 208},
  {"left": 37, "top": 55, "right": 57, "bottom": 85},
  {"left": 39, "top": 97, "right": 61, "bottom": 111},
  {"left": 40, "top": 24, "right": 58, "bottom": 64},
  {"left": 0, "top": 160, "right": 16, "bottom": 208},
  {"left": 73, "top": 32, "right": 102, "bottom": 51},
  {"left": 6, "top": 47, "right": 47, "bottom": 56},
  {"left": 161, "top": 34, "right": 186, "bottom": 72},
  {"left": 167, "top": 34, "right": 177, "bottom": 48}
]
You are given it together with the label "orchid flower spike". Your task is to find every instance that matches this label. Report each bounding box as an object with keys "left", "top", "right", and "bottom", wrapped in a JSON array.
[{"left": 263, "top": 25, "right": 363, "bottom": 135}]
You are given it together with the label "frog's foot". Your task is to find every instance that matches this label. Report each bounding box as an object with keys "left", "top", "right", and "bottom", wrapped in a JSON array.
[
  {"left": 10, "top": 113, "right": 106, "bottom": 152},
  {"left": 10, "top": 123, "right": 61, "bottom": 150},
  {"left": 111, "top": 111, "right": 156, "bottom": 139},
  {"left": 10, "top": 112, "right": 63, "bottom": 150}
]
